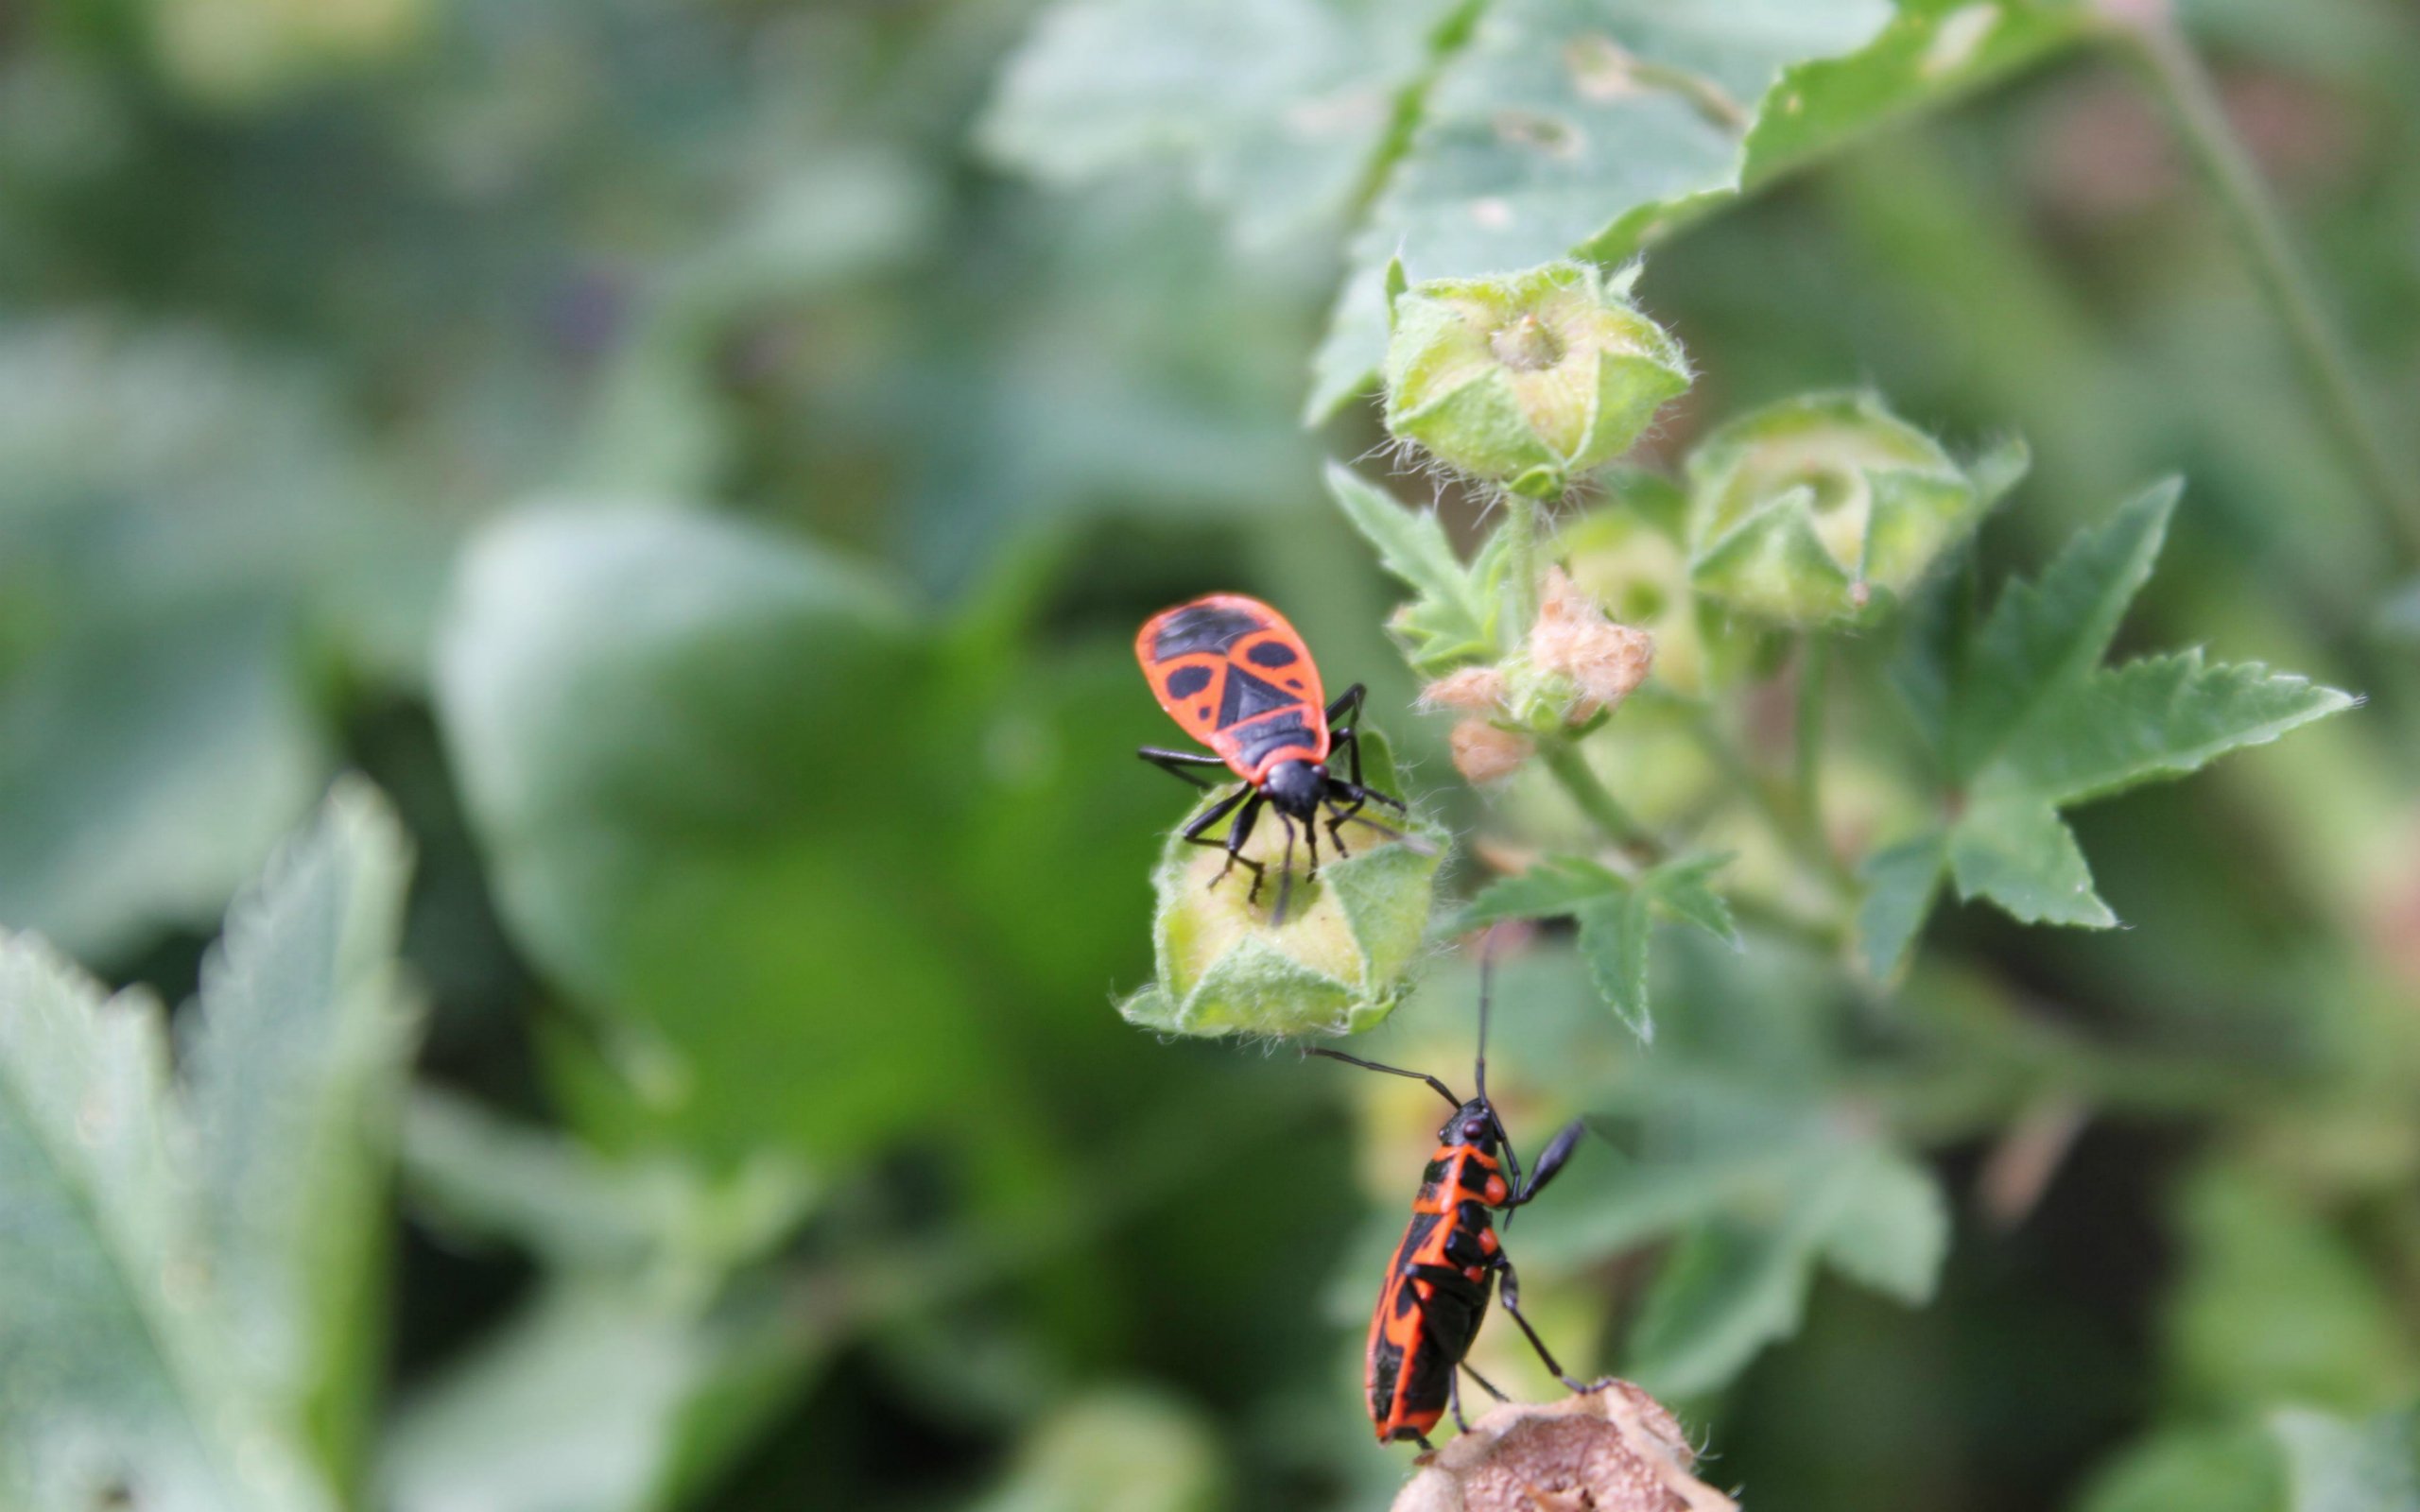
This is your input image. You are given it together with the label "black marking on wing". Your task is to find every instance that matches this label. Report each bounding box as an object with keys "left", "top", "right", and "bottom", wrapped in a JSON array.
[
  {"left": 1246, "top": 640, "right": 1300, "bottom": 669},
  {"left": 1165, "top": 664, "right": 1213, "bottom": 698},
  {"left": 1232, "top": 713, "right": 1318, "bottom": 769},
  {"left": 1152, "top": 604, "right": 1264, "bottom": 660},
  {"left": 1216, "top": 665, "right": 1301, "bottom": 730},
  {"left": 1371, "top": 1337, "right": 1404, "bottom": 1420}
]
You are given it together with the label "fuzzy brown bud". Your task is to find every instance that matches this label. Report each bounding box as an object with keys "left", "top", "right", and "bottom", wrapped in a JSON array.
[
  {"left": 1421, "top": 666, "right": 1511, "bottom": 714},
  {"left": 1527, "top": 568, "right": 1655, "bottom": 720},
  {"left": 1450, "top": 720, "right": 1534, "bottom": 784},
  {"left": 1392, "top": 1383, "right": 1734, "bottom": 1512}
]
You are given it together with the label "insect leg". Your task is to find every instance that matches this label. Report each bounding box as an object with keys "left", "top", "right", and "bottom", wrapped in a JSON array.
[
  {"left": 1226, "top": 792, "right": 1269, "bottom": 901},
  {"left": 1273, "top": 814, "right": 1298, "bottom": 922},
  {"left": 1492, "top": 1255, "right": 1588, "bottom": 1392},
  {"left": 1461, "top": 1361, "right": 1511, "bottom": 1403},
  {"left": 1305, "top": 1048, "right": 1460, "bottom": 1108},
  {"left": 1324, "top": 682, "right": 1367, "bottom": 727},
  {"left": 1139, "top": 747, "right": 1227, "bottom": 789},
  {"left": 1509, "top": 1119, "right": 1589, "bottom": 1208},
  {"left": 1448, "top": 1366, "right": 1470, "bottom": 1434},
  {"left": 1180, "top": 786, "right": 1266, "bottom": 899}
]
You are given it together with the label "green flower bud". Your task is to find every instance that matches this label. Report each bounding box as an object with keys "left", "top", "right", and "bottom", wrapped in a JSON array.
[
  {"left": 1686, "top": 391, "right": 2023, "bottom": 627},
  {"left": 1383, "top": 261, "right": 1691, "bottom": 498},
  {"left": 1119, "top": 733, "right": 1447, "bottom": 1039}
]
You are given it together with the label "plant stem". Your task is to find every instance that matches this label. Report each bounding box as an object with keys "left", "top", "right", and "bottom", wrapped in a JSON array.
[
  {"left": 1794, "top": 635, "right": 1829, "bottom": 845},
  {"left": 1501, "top": 490, "right": 1543, "bottom": 642},
  {"left": 2120, "top": 13, "right": 2420, "bottom": 561},
  {"left": 1538, "top": 736, "right": 1658, "bottom": 860}
]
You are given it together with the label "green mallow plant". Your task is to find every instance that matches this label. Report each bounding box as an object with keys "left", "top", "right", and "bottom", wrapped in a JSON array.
[{"left": 1130, "top": 258, "right": 2357, "bottom": 1405}]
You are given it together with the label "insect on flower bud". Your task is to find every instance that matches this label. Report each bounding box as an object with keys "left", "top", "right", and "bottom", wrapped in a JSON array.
[
  {"left": 1383, "top": 261, "right": 1691, "bottom": 498},
  {"left": 1120, "top": 732, "right": 1448, "bottom": 1039},
  {"left": 1450, "top": 720, "right": 1533, "bottom": 784},
  {"left": 1525, "top": 568, "right": 1654, "bottom": 721},
  {"left": 1392, "top": 1382, "right": 1734, "bottom": 1512},
  {"left": 1686, "top": 391, "right": 2016, "bottom": 627}
]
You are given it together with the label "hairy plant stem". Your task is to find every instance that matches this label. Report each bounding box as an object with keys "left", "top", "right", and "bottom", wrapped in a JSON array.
[
  {"left": 2120, "top": 14, "right": 2420, "bottom": 561},
  {"left": 1501, "top": 490, "right": 1544, "bottom": 642},
  {"left": 1794, "top": 635, "right": 1830, "bottom": 854},
  {"left": 1538, "top": 735, "right": 1657, "bottom": 861},
  {"left": 1685, "top": 706, "right": 1853, "bottom": 901}
]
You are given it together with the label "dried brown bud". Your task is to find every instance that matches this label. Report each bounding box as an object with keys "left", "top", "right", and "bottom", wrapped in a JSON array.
[
  {"left": 1450, "top": 720, "right": 1534, "bottom": 784},
  {"left": 1392, "top": 1383, "right": 1734, "bottom": 1512},
  {"left": 1422, "top": 666, "right": 1511, "bottom": 713},
  {"left": 1527, "top": 568, "right": 1655, "bottom": 720}
]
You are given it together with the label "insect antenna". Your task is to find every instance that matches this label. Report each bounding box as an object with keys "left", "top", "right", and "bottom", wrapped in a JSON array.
[
  {"left": 1473, "top": 930, "right": 1528, "bottom": 1207},
  {"left": 1306, "top": 1047, "right": 1461, "bottom": 1108}
]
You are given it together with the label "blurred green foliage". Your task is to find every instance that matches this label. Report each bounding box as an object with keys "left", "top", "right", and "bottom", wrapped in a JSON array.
[{"left": 3, "top": 0, "right": 2420, "bottom": 1508}]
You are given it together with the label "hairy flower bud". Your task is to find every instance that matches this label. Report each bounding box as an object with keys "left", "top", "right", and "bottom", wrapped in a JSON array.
[
  {"left": 1421, "top": 665, "right": 1511, "bottom": 713},
  {"left": 1526, "top": 568, "right": 1654, "bottom": 720},
  {"left": 1686, "top": 391, "right": 2021, "bottom": 627},
  {"left": 1450, "top": 720, "right": 1533, "bottom": 784},
  {"left": 1384, "top": 261, "right": 1691, "bottom": 498},
  {"left": 1392, "top": 1382, "right": 1733, "bottom": 1512},
  {"left": 1120, "top": 734, "right": 1447, "bottom": 1039}
]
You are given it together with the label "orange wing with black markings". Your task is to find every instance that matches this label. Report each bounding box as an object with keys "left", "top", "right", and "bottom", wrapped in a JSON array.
[{"left": 1134, "top": 593, "right": 1330, "bottom": 783}]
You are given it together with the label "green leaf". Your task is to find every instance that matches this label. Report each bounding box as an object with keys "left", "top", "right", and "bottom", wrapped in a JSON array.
[
  {"left": 0, "top": 604, "right": 325, "bottom": 960},
  {"left": 1575, "top": 890, "right": 1655, "bottom": 1042},
  {"left": 382, "top": 1274, "right": 834, "bottom": 1512},
  {"left": 436, "top": 506, "right": 993, "bottom": 1162},
  {"left": 1988, "top": 650, "right": 2358, "bottom": 809},
  {"left": 1647, "top": 851, "right": 1741, "bottom": 947},
  {"left": 969, "top": 1390, "right": 1231, "bottom": 1512},
  {"left": 0, "top": 784, "right": 418, "bottom": 1512},
  {"left": 1460, "top": 854, "right": 1628, "bottom": 922},
  {"left": 1624, "top": 1220, "right": 1810, "bottom": 1399},
  {"left": 1949, "top": 481, "right": 2179, "bottom": 781},
  {"left": 2273, "top": 1407, "right": 2420, "bottom": 1512},
  {"left": 980, "top": 0, "right": 1471, "bottom": 248},
  {"left": 1856, "top": 830, "right": 1946, "bottom": 979},
  {"left": 385, "top": 1094, "right": 821, "bottom": 1512},
  {"left": 1324, "top": 461, "right": 1502, "bottom": 670},
  {"left": 1621, "top": 1126, "right": 1945, "bottom": 1397},
  {"left": 400, "top": 1090, "right": 814, "bottom": 1279},
  {"left": 2077, "top": 1424, "right": 2287, "bottom": 1512},
  {"left": 183, "top": 779, "right": 420, "bottom": 1482},
  {"left": 2169, "top": 1164, "right": 2416, "bottom": 1418},
  {"left": 1462, "top": 853, "right": 1737, "bottom": 1041},
  {"left": 1815, "top": 1143, "right": 1948, "bottom": 1305},
  {"left": 1309, "top": 0, "right": 2097, "bottom": 417},
  {"left": 1947, "top": 795, "right": 2114, "bottom": 927},
  {"left": 1872, "top": 480, "right": 2354, "bottom": 954}
]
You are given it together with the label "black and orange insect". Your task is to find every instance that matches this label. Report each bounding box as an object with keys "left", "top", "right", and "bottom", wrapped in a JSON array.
[
  {"left": 1313, "top": 969, "right": 1591, "bottom": 1449},
  {"left": 1135, "top": 593, "right": 1405, "bottom": 910}
]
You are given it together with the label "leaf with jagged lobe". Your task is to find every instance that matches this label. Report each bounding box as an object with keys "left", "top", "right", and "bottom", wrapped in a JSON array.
[
  {"left": 0, "top": 782, "right": 416, "bottom": 1512},
  {"left": 1860, "top": 482, "right": 2356, "bottom": 975},
  {"left": 1460, "top": 852, "right": 1738, "bottom": 1043}
]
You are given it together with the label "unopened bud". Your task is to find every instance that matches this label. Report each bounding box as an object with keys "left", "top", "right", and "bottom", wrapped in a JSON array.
[
  {"left": 1392, "top": 1382, "right": 1734, "bottom": 1512},
  {"left": 1451, "top": 720, "right": 1534, "bottom": 784},
  {"left": 1687, "top": 391, "right": 2020, "bottom": 627},
  {"left": 1119, "top": 732, "right": 1448, "bottom": 1038},
  {"left": 1384, "top": 261, "right": 1691, "bottom": 498},
  {"left": 1422, "top": 666, "right": 1510, "bottom": 713},
  {"left": 1527, "top": 568, "right": 1654, "bottom": 720}
]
